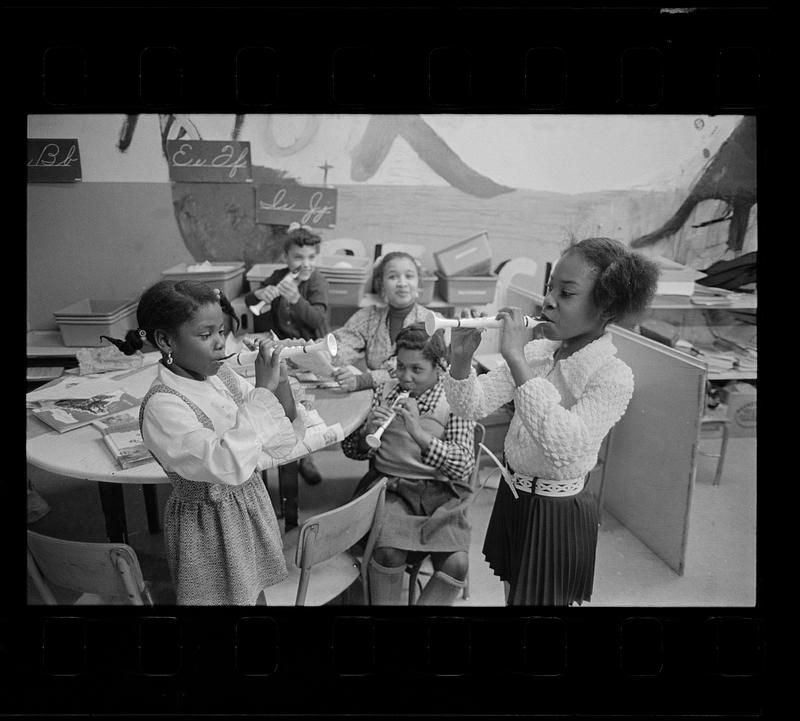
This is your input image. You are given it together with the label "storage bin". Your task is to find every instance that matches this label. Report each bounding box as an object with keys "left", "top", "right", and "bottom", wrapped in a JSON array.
[
  {"left": 418, "top": 273, "right": 438, "bottom": 305},
  {"left": 246, "top": 263, "right": 286, "bottom": 291},
  {"left": 325, "top": 279, "right": 366, "bottom": 306},
  {"left": 433, "top": 231, "right": 492, "bottom": 277},
  {"left": 54, "top": 299, "right": 139, "bottom": 347},
  {"left": 53, "top": 298, "right": 137, "bottom": 319},
  {"left": 316, "top": 255, "right": 372, "bottom": 274},
  {"left": 161, "top": 261, "right": 245, "bottom": 298},
  {"left": 434, "top": 271, "right": 498, "bottom": 305}
]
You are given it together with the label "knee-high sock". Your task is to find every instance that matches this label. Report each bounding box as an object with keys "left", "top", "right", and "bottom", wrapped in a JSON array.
[
  {"left": 368, "top": 558, "right": 406, "bottom": 606},
  {"left": 416, "top": 570, "right": 466, "bottom": 606}
]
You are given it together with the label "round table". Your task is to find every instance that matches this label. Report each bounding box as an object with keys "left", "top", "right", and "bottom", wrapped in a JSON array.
[{"left": 26, "top": 361, "right": 372, "bottom": 542}]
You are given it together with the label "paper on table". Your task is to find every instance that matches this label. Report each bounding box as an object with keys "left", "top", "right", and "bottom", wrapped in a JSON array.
[
  {"left": 258, "top": 420, "right": 345, "bottom": 470},
  {"left": 26, "top": 376, "right": 133, "bottom": 404},
  {"left": 285, "top": 349, "right": 336, "bottom": 378}
]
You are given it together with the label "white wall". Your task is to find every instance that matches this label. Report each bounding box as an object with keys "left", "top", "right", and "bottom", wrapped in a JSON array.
[{"left": 27, "top": 114, "right": 743, "bottom": 193}]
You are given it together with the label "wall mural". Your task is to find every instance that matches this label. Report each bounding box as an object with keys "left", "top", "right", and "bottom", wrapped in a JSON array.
[
  {"left": 110, "top": 114, "right": 756, "bottom": 271},
  {"left": 115, "top": 113, "right": 520, "bottom": 267},
  {"left": 631, "top": 116, "right": 756, "bottom": 254}
]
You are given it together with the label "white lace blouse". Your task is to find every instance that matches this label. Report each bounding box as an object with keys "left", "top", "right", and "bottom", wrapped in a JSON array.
[
  {"left": 141, "top": 364, "right": 308, "bottom": 487},
  {"left": 442, "top": 333, "right": 634, "bottom": 481}
]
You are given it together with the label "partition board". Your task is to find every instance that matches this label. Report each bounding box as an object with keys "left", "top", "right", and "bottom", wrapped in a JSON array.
[
  {"left": 604, "top": 326, "right": 707, "bottom": 575},
  {"left": 490, "top": 285, "right": 707, "bottom": 575}
]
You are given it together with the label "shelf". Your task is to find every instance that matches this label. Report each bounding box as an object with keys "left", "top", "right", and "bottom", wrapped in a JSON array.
[
  {"left": 708, "top": 370, "right": 758, "bottom": 381},
  {"left": 648, "top": 294, "right": 757, "bottom": 311},
  {"left": 26, "top": 330, "right": 78, "bottom": 358}
]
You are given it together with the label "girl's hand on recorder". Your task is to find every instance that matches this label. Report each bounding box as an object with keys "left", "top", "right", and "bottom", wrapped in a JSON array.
[{"left": 255, "top": 341, "right": 283, "bottom": 392}]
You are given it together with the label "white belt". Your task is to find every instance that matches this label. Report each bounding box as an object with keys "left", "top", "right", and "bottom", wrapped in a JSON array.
[
  {"left": 478, "top": 443, "right": 585, "bottom": 499},
  {"left": 508, "top": 471, "right": 585, "bottom": 497}
]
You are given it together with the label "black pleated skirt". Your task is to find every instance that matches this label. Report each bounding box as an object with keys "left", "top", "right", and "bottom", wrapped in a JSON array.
[{"left": 482, "top": 476, "right": 600, "bottom": 606}]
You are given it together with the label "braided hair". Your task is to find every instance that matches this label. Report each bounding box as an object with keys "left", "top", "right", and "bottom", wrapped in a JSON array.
[
  {"left": 101, "top": 279, "right": 239, "bottom": 355},
  {"left": 562, "top": 237, "right": 660, "bottom": 325},
  {"left": 393, "top": 323, "right": 449, "bottom": 371}
]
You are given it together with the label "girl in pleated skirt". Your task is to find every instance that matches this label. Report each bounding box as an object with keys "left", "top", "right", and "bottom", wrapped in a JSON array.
[{"left": 444, "top": 237, "right": 659, "bottom": 605}]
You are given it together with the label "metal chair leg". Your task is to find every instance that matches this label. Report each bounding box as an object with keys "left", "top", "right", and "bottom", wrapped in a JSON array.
[
  {"left": 407, "top": 563, "right": 421, "bottom": 605},
  {"left": 713, "top": 422, "right": 730, "bottom": 487}
]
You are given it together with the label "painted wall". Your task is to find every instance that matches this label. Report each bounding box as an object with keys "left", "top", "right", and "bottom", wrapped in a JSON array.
[
  {"left": 27, "top": 114, "right": 756, "bottom": 331},
  {"left": 27, "top": 183, "right": 186, "bottom": 329}
]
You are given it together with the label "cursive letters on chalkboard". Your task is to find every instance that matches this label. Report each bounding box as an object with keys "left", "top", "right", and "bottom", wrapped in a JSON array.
[
  {"left": 258, "top": 189, "right": 335, "bottom": 224},
  {"left": 166, "top": 140, "right": 252, "bottom": 182},
  {"left": 255, "top": 183, "right": 338, "bottom": 228},
  {"left": 170, "top": 143, "right": 250, "bottom": 179},
  {"left": 27, "top": 139, "right": 82, "bottom": 182},
  {"left": 28, "top": 142, "right": 80, "bottom": 168}
]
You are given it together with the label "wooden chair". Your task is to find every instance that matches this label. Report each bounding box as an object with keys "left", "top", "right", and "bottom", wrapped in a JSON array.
[
  {"left": 320, "top": 238, "right": 367, "bottom": 258},
  {"left": 263, "top": 477, "right": 388, "bottom": 606},
  {"left": 406, "top": 423, "right": 487, "bottom": 604},
  {"left": 27, "top": 529, "right": 154, "bottom": 605},
  {"left": 699, "top": 414, "right": 731, "bottom": 486}
]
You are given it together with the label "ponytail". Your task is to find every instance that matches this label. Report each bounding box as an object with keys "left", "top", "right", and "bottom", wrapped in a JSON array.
[
  {"left": 100, "top": 278, "right": 240, "bottom": 356},
  {"left": 99, "top": 329, "right": 145, "bottom": 356}
]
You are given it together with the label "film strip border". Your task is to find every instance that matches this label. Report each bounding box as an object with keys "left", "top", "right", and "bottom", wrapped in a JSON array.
[
  {"left": 3, "top": 612, "right": 764, "bottom": 714},
  {"left": 13, "top": 7, "right": 765, "bottom": 111}
]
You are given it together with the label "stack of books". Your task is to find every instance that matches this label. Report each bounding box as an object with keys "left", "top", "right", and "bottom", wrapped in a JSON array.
[
  {"left": 92, "top": 412, "right": 154, "bottom": 470},
  {"left": 692, "top": 345, "right": 738, "bottom": 372},
  {"left": 645, "top": 255, "right": 708, "bottom": 297},
  {"left": 690, "top": 285, "right": 734, "bottom": 306}
]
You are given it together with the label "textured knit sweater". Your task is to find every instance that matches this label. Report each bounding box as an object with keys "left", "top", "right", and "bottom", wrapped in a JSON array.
[
  {"left": 442, "top": 333, "right": 634, "bottom": 482},
  {"left": 332, "top": 303, "right": 431, "bottom": 388}
]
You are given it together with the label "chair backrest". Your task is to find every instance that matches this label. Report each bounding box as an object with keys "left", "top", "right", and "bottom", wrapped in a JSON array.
[
  {"left": 497, "top": 256, "right": 539, "bottom": 295},
  {"left": 293, "top": 477, "right": 387, "bottom": 605},
  {"left": 27, "top": 530, "right": 152, "bottom": 605},
  {"left": 320, "top": 238, "right": 367, "bottom": 258},
  {"left": 469, "top": 422, "right": 491, "bottom": 502},
  {"left": 295, "top": 476, "right": 387, "bottom": 571}
]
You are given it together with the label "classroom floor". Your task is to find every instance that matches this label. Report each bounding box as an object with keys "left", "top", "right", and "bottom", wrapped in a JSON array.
[{"left": 27, "top": 433, "right": 756, "bottom": 607}]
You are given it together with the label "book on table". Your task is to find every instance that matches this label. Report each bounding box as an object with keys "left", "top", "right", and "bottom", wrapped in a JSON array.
[
  {"left": 91, "top": 411, "right": 154, "bottom": 470},
  {"left": 29, "top": 389, "right": 141, "bottom": 434}
]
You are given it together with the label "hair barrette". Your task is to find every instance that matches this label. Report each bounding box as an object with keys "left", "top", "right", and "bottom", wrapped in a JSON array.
[{"left": 288, "top": 221, "right": 313, "bottom": 233}]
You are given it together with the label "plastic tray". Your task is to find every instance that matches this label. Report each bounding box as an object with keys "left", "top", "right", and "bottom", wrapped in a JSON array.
[{"left": 161, "top": 261, "right": 246, "bottom": 298}]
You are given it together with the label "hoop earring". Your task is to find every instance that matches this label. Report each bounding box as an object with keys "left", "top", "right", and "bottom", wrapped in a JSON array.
[{"left": 165, "top": 351, "right": 173, "bottom": 365}]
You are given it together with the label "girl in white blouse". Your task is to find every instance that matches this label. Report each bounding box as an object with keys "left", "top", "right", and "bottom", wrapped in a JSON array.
[
  {"left": 112, "top": 279, "right": 308, "bottom": 605},
  {"left": 443, "top": 238, "right": 659, "bottom": 606}
]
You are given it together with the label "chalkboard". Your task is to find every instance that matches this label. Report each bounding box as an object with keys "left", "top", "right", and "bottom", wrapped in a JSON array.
[
  {"left": 255, "top": 184, "right": 337, "bottom": 229},
  {"left": 27, "top": 139, "right": 82, "bottom": 183},
  {"left": 166, "top": 140, "right": 252, "bottom": 182}
]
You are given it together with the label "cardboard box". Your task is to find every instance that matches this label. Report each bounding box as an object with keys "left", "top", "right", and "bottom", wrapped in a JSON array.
[
  {"left": 433, "top": 231, "right": 492, "bottom": 277},
  {"left": 720, "top": 382, "right": 757, "bottom": 437}
]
